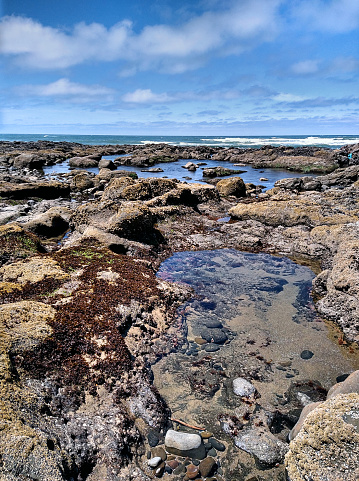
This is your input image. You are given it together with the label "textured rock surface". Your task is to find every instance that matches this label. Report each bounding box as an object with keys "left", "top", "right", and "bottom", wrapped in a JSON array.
[{"left": 285, "top": 394, "right": 359, "bottom": 481}]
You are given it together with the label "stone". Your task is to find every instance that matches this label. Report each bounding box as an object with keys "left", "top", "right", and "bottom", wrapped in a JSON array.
[
  {"left": 165, "top": 430, "right": 206, "bottom": 459},
  {"left": 300, "top": 350, "right": 314, "bottom": 360},
  {"left": 148, "top": 456, "right": 162, "bottom": 468},
  {"left": 70, "top": 172, "right": 94, "bottom": 191},
  {"left": 203, "top": 319, "right": 223, "bottom": 328},
  {"left": 285, "top": 394, "right": 359, "bottom": 481},
  {"left": 200, "top": 327, "right": 228, "bottom": 344},
  {"left": 186, "top": 463, "right": 200, "bottom": 479},
  {"left": 235, "top": 428, "right": 288, "bottom": 466},
  {"left": 204, "top": 344, "right": 220, "bottom": 352},
  {"left": 152, "top": 446, "right": 166, "bottom": 461},
  {"left": 216, "top": 177, "right": 246, "bottom": 197},
  {"left": 200, "top": 431, "right": 213, "bottom": 439},
  {"left": 327, "top": 369, "right": 359, "bottom": 399},
  {"left": 98, "top": 158, "right": 116, "bottom": 170},
  {"left": 68, "top": 155, "right": 100, "bottom": 168},
  {"left": 148, "top": 430, "right": 160, "bottom": 447},
  {"left": 0, "top": 256, "right": 69, "bottom": 284},
  {"left": 0, "top": 181, "right": 70, "bottom": 200},
  {"left": 199, "top": 457, "right": 216, "bottom": 477},
  {"left": 154, "top": 461, "right": 165, "bottom": 477},
  {"left": 288, "top": 401, "right": 323, "bottom": 441},
  {"left": 23, "top": 206, "right": 71, "bottom": 237},
  {"left": 232, "top": 378, "right": 257, "bottom": 397},
  {"left": 208, "top": 438, "right": 225, "bottom": 452},
  {"left": 167, "top": 459, "right": 179, "bottom": 470},
  {"left": 207, "top": 447, "right": 217, "bottom": 457}
]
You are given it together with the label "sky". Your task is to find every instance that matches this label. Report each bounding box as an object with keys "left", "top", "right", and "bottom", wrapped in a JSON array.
[{"left": 1, "top": 0, "right": 359, "bottom": 135}]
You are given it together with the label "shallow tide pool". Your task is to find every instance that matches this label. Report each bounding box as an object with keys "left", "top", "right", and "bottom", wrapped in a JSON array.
[{"left": 155, "top": 249, "right": 359, "bottom": 428}]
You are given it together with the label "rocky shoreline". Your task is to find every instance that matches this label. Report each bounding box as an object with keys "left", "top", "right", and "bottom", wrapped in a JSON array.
[{"left": 0, "top": 141, "right": 359, "bottom": 480}]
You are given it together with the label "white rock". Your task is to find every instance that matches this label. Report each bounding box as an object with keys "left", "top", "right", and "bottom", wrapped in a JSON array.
[
  {"left": 165, "top": 429, "right": 202, "bottom": 451},
  {"left": 233, "top": 377, "right": 256, "bottom": 397},
  {"left": 148, "top": 456, "right": 162, "bottom": 468}
]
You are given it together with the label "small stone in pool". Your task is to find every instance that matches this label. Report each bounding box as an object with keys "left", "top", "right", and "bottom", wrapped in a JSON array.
[
  {"left": 300, "top": 350, "right": 314, "bottom": 360},
  {"left": 203, "top": 319, "right": 223, "bottom": 328},
  {"left": 209, "top": 438, "right": 226, "bottom": 451},
  {"left": 336, "top": 373, "right": 350, "bottom": 383},
  {"left": 207, "top": 447, "right": 217, "bottom": 457},
  {"left": 204, "top": 344, "right": 220, "bottom": 352},
  {"left": 286, "top": 373, "right": 295, "bottom": 378}
]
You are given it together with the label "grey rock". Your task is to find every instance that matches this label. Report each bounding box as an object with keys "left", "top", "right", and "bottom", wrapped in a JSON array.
[
  {"left": 165, "top": 430, "right": 206, "bottom": 459},
  {"left": 235, "top": 428, "right": 288, "bottom": 466},
  {"left": 148, "top": 456, "right": 162, "bottom": 468},
  {"left": 232, "top": 378, "right": 256, "bottom": 397}
]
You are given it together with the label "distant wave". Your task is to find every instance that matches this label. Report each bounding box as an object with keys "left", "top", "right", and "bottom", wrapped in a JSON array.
[{"left": 201, "top": 136, "right": 359, "bottom": 147}]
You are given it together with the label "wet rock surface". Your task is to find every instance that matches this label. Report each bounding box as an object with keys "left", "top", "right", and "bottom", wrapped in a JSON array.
[{"left": 0, "top": 141, "right": 358, "bottom": 480}]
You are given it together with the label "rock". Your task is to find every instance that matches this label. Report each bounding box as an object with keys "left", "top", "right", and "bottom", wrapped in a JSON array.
[
  {"left": 203, "top": 319, "right": 223, "bottom": 328},
  {"left": 0, "top": 181, "right": 70, "bottom": 200},
  {"left": 23, "top": 206, "right": 71, "bottom": 237},
  {"left": 200, "top": 431, "right": 213, "bottom": 439},
  {"left": 235, "top": 428, "right": 288, "bottom": 466},
  {"left": 200, "top": 327, "right": 228, "bottom": 344},
  {"left": 167, "top": 459, "right": 179, "bottom": 470},
  {"left": 288, "top": 401, "right": 323, "bottom": 441},
  {"left": 94, "top": 168, "right": 138, "bottom": 185},
  {"left": 0, "top": 256, "right": 69, "bottom": 284},
  {"left": 233, "top": 378, "right": 257, "bottom": 397},
  {"left": 98, "top": 159, "right": 116, "bottom": 170},
  {"left": 199, "top": 457, "right": 216, "bottom": 477},
  {"left": 204, "top": 344, "right": 220, "bottom": 352},
  {"left": 147, "top": 431, "right": 160, "bottom": 447},
  {"left": 208, "top": 438, "right": 225, "bottom": 451},
  {"left": 148, "top": 456, "right": 162, "bottom": 468},
  {"left": 217, "top": 177, "right": 246, "bottom": 197},
  {"left": 183, "top": 162, "right": 197, "bottom": 170},
  {"left": 300, "top": 350, "right": 314, "bottom": 360},
  {"left": 260, "top": 177, "right": 268, "bottom": 181},
  {"left": 12, "top": 153, "right": 45, "bottom": 169},
  {"left": 154, "top": 461, "right": 165, "bottom": 477},
  {"left": 165, "top": 430, "right": 206, "bottom": 459},
  {"left": 0, "top": 223, "right": 44, "bottom": 265},
  {"left": 327, "top": 370, "right": 359, "bottom": 399},
  {"left": 70, "top": 172, "right": 94, "bottom": 191},
  {"left": 180, "top": 183, "right": 220, "bottom": 203},
  {"left": 152, "top": 446, "right": 166, "bottom": 461},
  {"left": 68, "top": 155, "right": 100, "bottom": 168},
  {"left": 285, "top": 394, "right": 359, "bottom": 481},
  {"left": 186, "top": 463, "right": 200, "bottom": 479},
  {"left": 203, "top": 167, "right": 245, "bottom": 178}
]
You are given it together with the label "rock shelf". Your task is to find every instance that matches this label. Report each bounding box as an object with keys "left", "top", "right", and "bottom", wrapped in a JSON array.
[{"left": 0, "top": 141, "right": 358, "bottom": 480}]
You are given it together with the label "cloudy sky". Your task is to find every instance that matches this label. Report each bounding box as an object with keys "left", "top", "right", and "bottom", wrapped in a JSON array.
[{"left": 1, "top": 0, "right": 359, "bottom": 135}]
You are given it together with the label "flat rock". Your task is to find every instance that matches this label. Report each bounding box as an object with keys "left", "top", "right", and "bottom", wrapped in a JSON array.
[{"left": 235, "top": 428, "right": 288, "bottom": 466}]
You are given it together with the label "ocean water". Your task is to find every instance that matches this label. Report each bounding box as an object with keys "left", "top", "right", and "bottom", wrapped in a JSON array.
[{"left": 1, "top": 133, "right": 358, "bottom": 149}]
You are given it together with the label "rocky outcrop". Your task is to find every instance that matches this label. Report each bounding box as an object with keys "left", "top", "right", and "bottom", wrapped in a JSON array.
[
  {"left": 0, "top": 181, "right": 70, "bottom": 200},
  {"left": 285, "top": 394, "right": 359, "bottom": 481},
  {"left": 216, "top": 177, "right": 246, "bottom": 197}
]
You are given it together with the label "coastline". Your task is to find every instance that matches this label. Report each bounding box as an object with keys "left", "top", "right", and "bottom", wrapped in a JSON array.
[{"left": 0, "top": 140, "right": 358, "bottom": 480}]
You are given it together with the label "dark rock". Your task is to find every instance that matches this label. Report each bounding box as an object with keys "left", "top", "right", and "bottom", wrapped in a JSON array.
[
  {"left": 203, "top": 319, "right": 223, "bottom": 328},
  {"left": 300, "top": 350, "right": 314, "bottom": 360},
  {"left": 148, "top": 430, "right": 160, "bottom": 447},
  {"left": 209, "top": 438, "right": 225, "bottom": 452},
  {"left": 200, "top": 327, "right": 228, "bottom": 344},
  {"left": 152, "top": 446, "right": 167, "bottom": 461},
  {"left": 204, "top": 344, "right": 220, "bottom": 352}
]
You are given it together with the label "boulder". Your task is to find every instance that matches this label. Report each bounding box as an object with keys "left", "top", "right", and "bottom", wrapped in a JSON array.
[
  {"left": 68, "top": 155, "right": 101, "bottom": 168},
  {"left": 216, "top": 177, "right": 246, "bottom": 197},
  {"left": 94, "top": 168, "right": 138, "bottom": 186},
  {"left": 12, "top": 153, "right": 45, "bottom": 169},
  {"left": 70, "top": 172, "right": 94, "bottom": 191},
  {"left": 0, "top": 223, "right": 44, "bottom": 265},
  {"left": 235, "top": 428, "right": 288, "bottom": 466},
  {"left": 98, "top": 158, "right": 116, "bottom": 170},
  {"left": 327, "top": 370, "right": 359, "bottom": 399},
  {"left": 23, "top": 206, "right": 72, "bottom": 237},
  {"left": 285, "top": 394, "right": 359, "bottom": 481}
]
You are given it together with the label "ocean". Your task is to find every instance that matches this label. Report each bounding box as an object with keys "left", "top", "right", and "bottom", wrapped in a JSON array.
[{"left": 1, "top": 134, "right": 358, "bottom": 149}]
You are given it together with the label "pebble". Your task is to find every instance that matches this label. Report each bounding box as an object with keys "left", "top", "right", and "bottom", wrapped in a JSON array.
[
  {"left": 200, "top": 328, "right": 228, "bottom": 344},
  {"left": 300, "top": 349, "right": 314, "bottom": 360},
  {"left": 154, "top": 461, "right": 165, "bottom": 477},
  {"left": 203, "top": 319, "right": 223, "bottom": 328},
  {"left": 209, "top": 438, "right": 226, "bottom": 452},
  {"left": 204, "top": 343, "right": 220, "bottom": 352},
  {"left": 173, "top": 463, "right": 186, "bottom": 475},
  {"left": 194, "top": 337, "right": 207, "bottom": 345},
  {"left": 165, "top": 430, "right": 205, "bottom": 459},
  {"left": 167, "top": 460, "right": 179, "bottom": 470},
  {"left": 192, "top": 459, "right": 200, "bottom": 466},
  {"left": 207, "top": 447, "right": 217, "bottom": 457},
  {"left": 152, "top": 446, "right": 167, "bottom": 461},
  {"left": 148, "top": 456, "right": 162, "bottom": 468},
  {"left": 186, "top": 464, "right": 200, "bottom": 479},
  {"left": 148, "top": 430, "right": 160, "bottom": 447},
  {"left": 199, "top": 456, "right": 216, "bottom": 477},
  {"left": 200, "top": 431, "right": 213, "bottom": 439},
  {"left": 233, "top": 377, "right": 256, "bottom": 397}
]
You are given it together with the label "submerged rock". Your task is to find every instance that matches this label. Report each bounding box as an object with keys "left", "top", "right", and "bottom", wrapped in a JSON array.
[
  {"left": 164, "top": 430, "right": 206, "bottom": 459},
  {"left": 232, "top": 377, "right": 257, "bottom": 397}
]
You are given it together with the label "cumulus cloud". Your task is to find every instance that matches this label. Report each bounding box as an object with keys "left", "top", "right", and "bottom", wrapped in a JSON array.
[
  {"left": 0, "top": 0, "right": 281, "bottom": 71},
  {"left": 273, "top": 93, "right": 309, "bottom": 102},
  {"left": 292, "top": 0, "right": 359, "bottom": 33}
]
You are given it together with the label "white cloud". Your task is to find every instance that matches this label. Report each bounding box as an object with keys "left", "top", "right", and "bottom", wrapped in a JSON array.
[
  {"left": 293, "top": 0, "right": 359, "bottom": 33},
  {"left": 122, "top": 89, "right": 173, "bottom": 103},
  {"left": 0, "top": 1, "right": 281, "bottom": 72},
  {"left": 273, "top": 93, "right": 309, "bottom": 102},
  {"left": 291, "top": 60, "right": 320, "bottom": 75},
  {"left": 15, "top": 78, "right": 115, "bottom": 103}
]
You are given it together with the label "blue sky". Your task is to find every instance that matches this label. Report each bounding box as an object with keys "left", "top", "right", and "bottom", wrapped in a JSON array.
[{"left": 1, "top": 0, "right": 359, "bottom": 135}]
